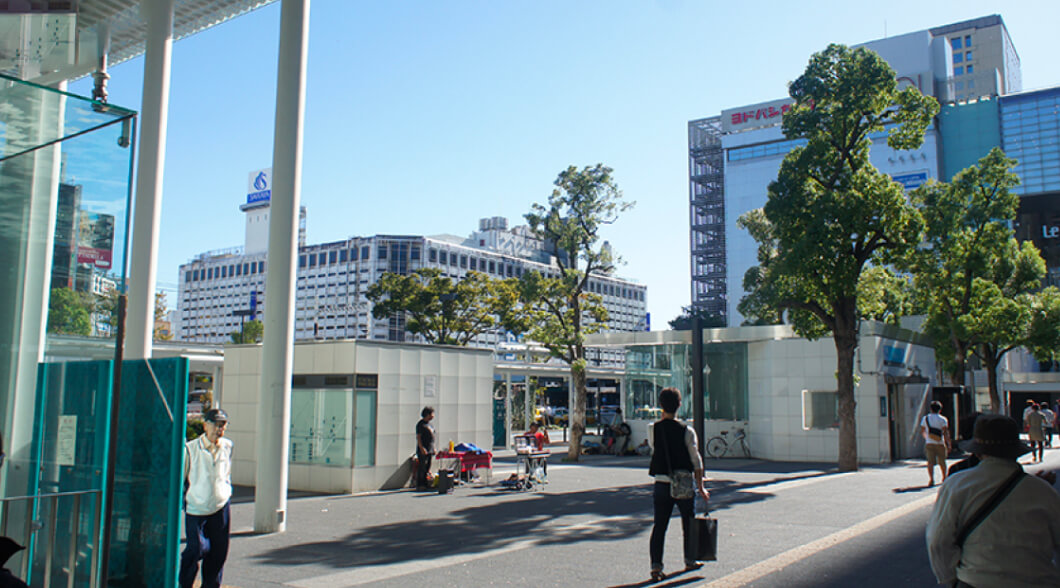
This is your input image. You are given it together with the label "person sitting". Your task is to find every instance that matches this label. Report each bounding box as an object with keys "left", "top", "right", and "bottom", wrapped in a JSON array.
[{"left": 526, "top": 421, "right": 550, "bottom": 450}]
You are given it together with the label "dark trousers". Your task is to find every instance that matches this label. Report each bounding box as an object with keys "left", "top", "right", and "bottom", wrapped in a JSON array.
[
  {"left": 180, "top": 502, "right": 230, "bottom": 588},
  {"left": 649, "top": 481, "right": 696, "bottom": 570},
  {"left": 416, "top": 450, "right": 433, "bottom": 488}
]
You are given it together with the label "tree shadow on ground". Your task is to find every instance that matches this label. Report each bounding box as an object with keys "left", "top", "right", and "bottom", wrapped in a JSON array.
[{"left": 248, "top": 462, "right": 848, "bottom": 570}]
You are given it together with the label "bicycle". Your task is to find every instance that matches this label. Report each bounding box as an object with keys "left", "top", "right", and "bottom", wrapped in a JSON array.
[{"left": 706, "top": 428, "right": 751, "bottom": 459}]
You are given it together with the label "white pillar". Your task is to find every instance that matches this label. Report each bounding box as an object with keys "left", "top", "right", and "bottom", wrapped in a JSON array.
[
  {"left": 504, "top": 373, "right": 511, "bottom": 449},
  {"left": 126, "top": 0, "right": 174, "bottom": 359},
  {"left": 255, "top": 0, "right": 310, "bottom": 534}
]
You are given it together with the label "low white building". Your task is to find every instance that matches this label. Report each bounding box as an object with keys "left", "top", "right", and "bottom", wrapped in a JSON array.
[
  {"left": 592, "top": 322, "right": 938, "bottom": 464},
  {"left": 222, "top": 339, "right": 494, "bottom": 493}
]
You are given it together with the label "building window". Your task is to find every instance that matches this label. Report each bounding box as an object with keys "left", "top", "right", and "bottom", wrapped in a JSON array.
[
  {"left": 411, "top": 246, "right": 420, "bottom": 261},
  {"left": 207, "top": 268, "right": 213, "bottom": 279},
  {"left": 965, "top": 34, "right": 971, "bottom": 47},
  {"left": 950, "top": 37, "right": 961, "bottom": 50},
  {"left": 429, "top": 248, "right": 437, "bottom": 262},
  {"left": 470, "top": 257, "right": 477, "bottom": 270},
  {"left": 953, "top": 52, "right": 963, "bottom": 64},
  {"left": 340, "top": 249, "right": 347, "bottom": 263},
  {"left": 329, "top": 251, "right": 337, "bottom": 264},
  {"left": 309, "top": 254, "right": 316, "bottom": 267},
  {"left": 460, "top": 255, "right": 467, "bottom": 269},
  {"left": 966, "top": 50, "right": 973, "bottom": 61},
  {"left": 258, "top": 261, "right": 265, "bottom": 273},
  {"left": 488, "top": 261, "right": 495, "bottom": 273},
  {"left": 299, "top": 255, "right": 306, "bottom": 268},
  {"left": 803, "top": 390, "right": 839, "bottom": 430},
  {"left": 361, "top": 246, "right": 370, "bottom": 260},
  {"left": 966, "top": 64, "right": 974, "bottom": 74},
  {"left": 954, "top": 66, "right": 963, "bottom": 76}
]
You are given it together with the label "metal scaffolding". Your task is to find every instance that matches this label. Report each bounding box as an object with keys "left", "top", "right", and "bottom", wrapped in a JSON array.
[{"left": 687, "top": 116, "right": 727, "bottom": 324}]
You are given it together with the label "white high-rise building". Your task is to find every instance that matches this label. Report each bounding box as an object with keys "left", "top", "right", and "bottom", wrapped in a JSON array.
[{"left": 177, "top": 176, "right": 648, "bottom": 350}]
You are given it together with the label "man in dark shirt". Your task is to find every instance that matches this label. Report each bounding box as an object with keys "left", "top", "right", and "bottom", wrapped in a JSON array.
[{"left": 415, "top": 407, "right": 436, "bottom": 490}]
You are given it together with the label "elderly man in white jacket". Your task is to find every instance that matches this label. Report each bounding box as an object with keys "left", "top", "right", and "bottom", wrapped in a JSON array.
[
  {"left": 180, "top": 408, "right": 234, "bottom": 588},
  {"left": 926, "top": 414, "right": 1060, "bottom": 588}
]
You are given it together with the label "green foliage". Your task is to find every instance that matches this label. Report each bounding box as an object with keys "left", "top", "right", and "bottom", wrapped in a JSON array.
[
  {"left": 520, "top": 164, "right": 632, "bottom": 461},
  {"left": 230, "top": 319, "right": 264, "bottom": 344},
  {"left": 154, "top": 291, "right": 173, "bottom": 341},
  {"left": 909, "top": 148, "right": 1050, "bottom": 411},
  {"left": 186, "top": 418, "right": 204, "bottom": 441},
  {"left": 737, "top": 44, "right": 936, "bottom": 471},
  {"left": 366, "top": 268, "right": 524, "bottom": 346},
  {"left": 47, "top": 287, "right": 93, "bottom": 335},
  {"left": 668, "top": 306, "right": 726, "bottom": 330}
]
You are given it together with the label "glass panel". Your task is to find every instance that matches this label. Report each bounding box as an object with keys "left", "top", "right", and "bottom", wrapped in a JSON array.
[
  {"left": 290, "top": 388, "right": 352, "bottom": 466},
  {"left": 354, "top": 389, "right": 377, "bottom": 466},
  {"left": 107, "top": 357, "right": 187, "bottom": 586}
]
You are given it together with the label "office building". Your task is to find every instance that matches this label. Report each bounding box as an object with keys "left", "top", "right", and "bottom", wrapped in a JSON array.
[
  {"left": 689, "top": 15, "right": 1022, "bottom": 325},
  {"left": 177, "top": 174, "right": 649, "bottom": 349}
]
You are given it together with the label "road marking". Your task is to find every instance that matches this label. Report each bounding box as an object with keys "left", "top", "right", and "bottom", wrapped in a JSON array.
[{"left": 702, "top": 493, "right": 938, "bottom": 587}]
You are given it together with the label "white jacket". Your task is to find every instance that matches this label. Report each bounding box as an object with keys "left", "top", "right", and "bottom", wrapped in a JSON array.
[{"left": 184, "top": 434, "right": 233, "bottom": 516}]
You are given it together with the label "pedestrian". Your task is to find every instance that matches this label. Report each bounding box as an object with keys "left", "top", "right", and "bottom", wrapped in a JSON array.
[
  {"left": 920, "top": 401, "right": 950, "bottom": 487},
  {"left": 0, "top": 433, "right": 28, "bottom": 588},
  {"left": 415, "top": 406, "right": 436, "bottom": 490},
  {"left": 926, "top": 414, "right": 1060, "bottom": 588},
  {"left": 525, "top": 421, "right": 550, "bottom": 450},
  {"left": 1041, "top": 403, "right": 1056, "bottom": 448},
  {"left": 1022, "top": 399, "right": 1036, "bottom": 428},
  {"left": 1026, "top": 403, "right": 1046, "bottom": 463},
  {"left": 180, "top": 408, "right": 233, "bottom": 588},
  {"left": 647, "top": 387, "right": 709, "bottom": 582}
]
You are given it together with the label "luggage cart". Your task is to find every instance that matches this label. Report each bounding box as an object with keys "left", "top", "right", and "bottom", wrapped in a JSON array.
[{"left": 508, "top": 434, "right": 549, "bottom": 491}]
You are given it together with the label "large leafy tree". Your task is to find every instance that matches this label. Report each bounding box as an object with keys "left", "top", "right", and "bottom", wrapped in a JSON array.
[
  {"left": 48, "top": 287, "right": 92, "bottom": 335},
  {"left": 738, "top": 44, "right": 937, "bottom": 471},
  {"left": 911, "top": 148, "right": 1058, "bottom": 412},
  {"left": 230, "top": 319, "right": 264, "bottom": 344},
  {"left": 519, "top": 164, "right": 633, "bottom": 461},
  {"left": 366, "top": 268, "right": 524, "bottom": 346}
]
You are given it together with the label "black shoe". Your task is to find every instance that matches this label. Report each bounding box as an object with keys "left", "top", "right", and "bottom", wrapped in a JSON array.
[{"left": 650, "top": 570, "right": 665, "bottom": 582}]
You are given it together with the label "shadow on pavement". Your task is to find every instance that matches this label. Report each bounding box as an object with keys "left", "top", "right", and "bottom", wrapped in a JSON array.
[{"left": 606, "top": 567, "right": 706, "bottom": 588}]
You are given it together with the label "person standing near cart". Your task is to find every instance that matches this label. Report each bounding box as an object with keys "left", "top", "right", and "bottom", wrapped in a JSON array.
[
  {"left": 415, "top": 406, "right": 436, "bottom": 490},
  {"left": 647, "top": 387, "right": 709, "bottom": 581},
  {"left": 180, "top": 408, "right": 233, "bottom": 588}
]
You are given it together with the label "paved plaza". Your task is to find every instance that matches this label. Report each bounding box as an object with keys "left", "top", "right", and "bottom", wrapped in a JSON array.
[{"left": 203, "top": 444, "right": 1060, "bottom": 587}]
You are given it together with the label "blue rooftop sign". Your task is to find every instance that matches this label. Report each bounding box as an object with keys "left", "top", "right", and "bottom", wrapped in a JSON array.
[{"left": 247, "top": 168, "right": 271, "bottom": 204}]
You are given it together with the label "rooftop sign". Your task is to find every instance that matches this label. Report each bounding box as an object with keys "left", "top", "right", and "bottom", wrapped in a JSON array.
[
  {"left": 721, "top": 98, "right": 794, "bottom": 133},
  {"left": 246, "top": 168, "right": 271, "bottom": 205}
]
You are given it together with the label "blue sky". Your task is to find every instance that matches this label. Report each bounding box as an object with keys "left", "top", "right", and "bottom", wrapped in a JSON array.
[{"left": 69, "top": 0, "right": 1057, "bottom": 328}]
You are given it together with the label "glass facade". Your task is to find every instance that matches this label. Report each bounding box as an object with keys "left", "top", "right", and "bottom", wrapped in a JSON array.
[
  {"left": 625, "top": 342, "right": 748, "bottom": 421},
  {"left": 1001, "top": 88, "right": 1060, "bottom": 196},
  {"left": 290, "top": 374, "right": 378, "bottom": 467}
]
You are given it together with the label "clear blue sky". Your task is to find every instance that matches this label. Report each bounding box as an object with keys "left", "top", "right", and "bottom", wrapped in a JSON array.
[{"left": 69, "top": 0, "right": 1058, "bottom": 328}]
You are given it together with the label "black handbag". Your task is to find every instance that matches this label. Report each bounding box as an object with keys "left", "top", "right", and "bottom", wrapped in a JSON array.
[{"left": 694, "top": 506, "right": 718, "bottom": 561}]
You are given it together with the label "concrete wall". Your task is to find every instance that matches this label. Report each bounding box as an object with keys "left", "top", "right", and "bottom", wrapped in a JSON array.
[{"left": 222, "top": 339, "right": 494, "bottom": 493}]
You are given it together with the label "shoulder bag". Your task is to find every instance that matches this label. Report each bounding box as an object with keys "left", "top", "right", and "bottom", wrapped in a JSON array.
[
  {"left": 662, "top": 422, "right": 695, "bottom": 500},
  {"left": 956, "top": 468, "right": 1025, "bottom": 549}
]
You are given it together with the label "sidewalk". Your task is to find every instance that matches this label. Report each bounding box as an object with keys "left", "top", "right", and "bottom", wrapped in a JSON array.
[{"left": 212, "top": 446, "right": 1060, "bottom": 587}]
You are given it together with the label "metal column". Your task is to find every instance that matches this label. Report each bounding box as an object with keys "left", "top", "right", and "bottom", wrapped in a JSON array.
[
  {"left": 126, "top": 0, "right": 175, "bottom": 359},
  {"left": 255, "top": 0, "right": 310, "bottom": 534}
]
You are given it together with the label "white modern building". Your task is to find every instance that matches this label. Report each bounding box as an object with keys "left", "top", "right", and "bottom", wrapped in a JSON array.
[
  {"left": 689, "top": 15, "right": 1021, "bottom": 326},
  {"left": 177, "top": 173, "right": 649, "bottom": 350}
]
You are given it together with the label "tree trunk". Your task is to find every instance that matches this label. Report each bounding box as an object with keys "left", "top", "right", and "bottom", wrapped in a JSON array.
[
  {"left": 834, "top": 319, "right": 859, "bottom": 472},
  {"left": 985, "top": 356, "right": 1002, "bottom": 414},
  {"left": 566, "top": 362, "right": 587, "bottom": 461}
]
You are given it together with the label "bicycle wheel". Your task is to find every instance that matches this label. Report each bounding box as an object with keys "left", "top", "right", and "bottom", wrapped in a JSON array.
[
  {"left": 739, "top": 440, "right": 751, "bottom": 458},
  {"left": 706, "top": 437, "right": 727, "bottom": 458}
]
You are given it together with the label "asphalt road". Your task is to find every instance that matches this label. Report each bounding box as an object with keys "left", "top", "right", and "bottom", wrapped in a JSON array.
[{"left": 215, "top": 447, "right": 1060, "bottom": 587}]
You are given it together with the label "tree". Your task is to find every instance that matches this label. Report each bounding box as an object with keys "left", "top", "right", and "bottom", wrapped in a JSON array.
[
  {"left": 366, "top": 268, "right": 524, "bottom": 346},
  {"left": 668, "top": 306, "right": 725, "bottom": 330},
  {"left": 737, "top": 44, "right": 936, "bottom": 471},
  {"left": 911, "top": 149, "right": 1055, "bottom": 412},
  {"left": 519, "top": 164, "right": 633, "bottom": 461},
  {"left": 230, "top": 319, "right": 264, "bottom": 344},
  {"left": 48, "top": 287, "right": 92, "bottom": 335},
  {"left": 154, "top": 291, "right": 174, "bottom": 341}
]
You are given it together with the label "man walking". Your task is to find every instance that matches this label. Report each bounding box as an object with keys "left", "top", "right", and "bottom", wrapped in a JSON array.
[
  {"left": 921, "top": 401, "right": 950, "bottom": 487},
  {"left": 415, "top": 406, "right": 436, "bottom": 490},
  {"left": 181, "top": 409, "right": 233, "bottom": 588},
  {"left": 926, "top": 414, "right": 1060, "bottom": 588}
]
